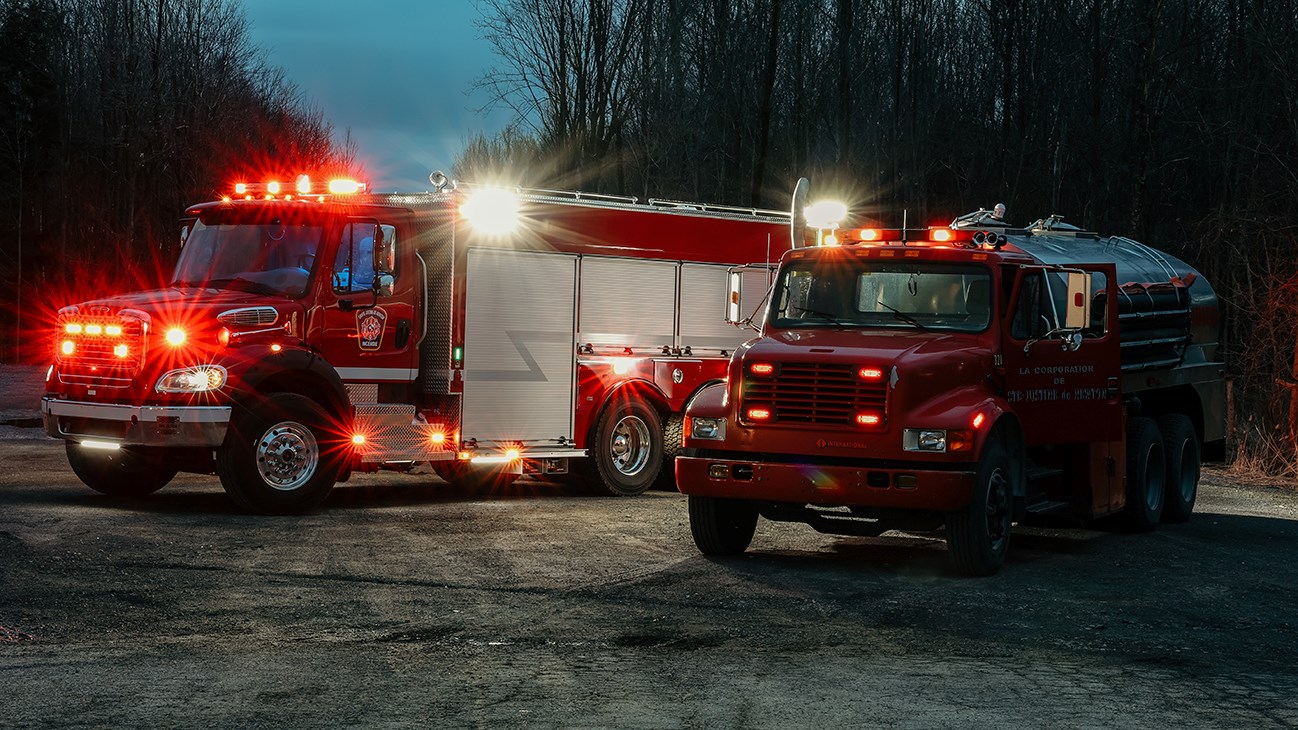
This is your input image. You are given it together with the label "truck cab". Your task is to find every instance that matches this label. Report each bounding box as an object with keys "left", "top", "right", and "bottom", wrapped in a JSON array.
[{"left": 677, "top": 215, "right": 1224, "bottom": 575}]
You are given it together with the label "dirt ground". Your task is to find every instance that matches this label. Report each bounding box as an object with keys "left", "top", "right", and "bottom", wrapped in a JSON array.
[{"left": 2, "top": 425, "right": 1297, "bottom": 728}]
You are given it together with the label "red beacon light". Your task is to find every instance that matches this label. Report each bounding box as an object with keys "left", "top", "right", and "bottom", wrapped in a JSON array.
[{"left": 929, "top": 228, "right": 954, "bottom": 243}]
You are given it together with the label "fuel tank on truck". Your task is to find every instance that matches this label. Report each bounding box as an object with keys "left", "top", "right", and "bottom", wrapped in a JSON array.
[{"left": 1000, "top": 227, "right": 1219, "bottom": 369}]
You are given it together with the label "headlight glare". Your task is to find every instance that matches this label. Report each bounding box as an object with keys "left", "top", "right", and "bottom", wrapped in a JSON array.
[{"left": 156, "top": 365, "right": 227, "bottom": 393}]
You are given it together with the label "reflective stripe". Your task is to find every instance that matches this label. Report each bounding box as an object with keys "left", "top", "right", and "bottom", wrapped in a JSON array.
[{"left": 335, "top": 367, "right": 419, "bottom": 382}]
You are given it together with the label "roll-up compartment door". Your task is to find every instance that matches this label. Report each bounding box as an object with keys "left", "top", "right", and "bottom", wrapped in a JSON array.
[
  {"left": 579, "top": 257, "right": 677, "bottom": 349},
  {"left": 462, "top": 249, "right": 577, "bottom": 442}
]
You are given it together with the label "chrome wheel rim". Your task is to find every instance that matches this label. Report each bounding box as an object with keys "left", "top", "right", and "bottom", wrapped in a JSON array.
[
  {"left": 256, "top": 420, "right": 318, "bottom": 491},
  {"left": 610, "top": 415, "right": 652, "bottom": 477}
]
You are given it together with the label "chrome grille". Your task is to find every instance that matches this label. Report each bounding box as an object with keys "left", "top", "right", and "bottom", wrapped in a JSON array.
[
  {"left": 218, "top": 306, "right": 278, "bottom": 327},
  {"left": 742, "top": 362, "right": 888, "bottom": 425},
  {"left": 57, "top": 317, "right": 147, "bottom": 388}
]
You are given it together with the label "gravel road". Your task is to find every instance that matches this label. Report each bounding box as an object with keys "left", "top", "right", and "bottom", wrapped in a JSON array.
[{"left": 1, "top": 432, "right": 1296, "bottom": 728}]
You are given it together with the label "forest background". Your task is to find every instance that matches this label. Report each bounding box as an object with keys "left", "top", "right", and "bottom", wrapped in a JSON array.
[{"left": 2, "top": 0, "right": 1296, "bottom": 471}]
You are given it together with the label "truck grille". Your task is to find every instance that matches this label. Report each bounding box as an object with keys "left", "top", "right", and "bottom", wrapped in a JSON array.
[
  {"left": 742, "top": 362, "right": 888, "bottom": 425},
  {"left": 56, "top": 316, "right": 147, "bottom": 389},
  {"left": 218, "top": 306, "right": 278, "bottom": 327}
]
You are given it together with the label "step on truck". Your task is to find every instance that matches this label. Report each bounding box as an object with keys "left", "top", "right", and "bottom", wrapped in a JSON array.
[
  {"left": 677, "top": 197, "right": 1226, "bottom": 575},
  {"left": 42, "top": 173, "right": 793, "bottom": 513}
]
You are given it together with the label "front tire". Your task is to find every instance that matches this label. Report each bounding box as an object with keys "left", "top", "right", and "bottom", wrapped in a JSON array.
[
  {"left": 216, "top": 393, "right": 343, "bottom": 514},
  {"left": 947, "top": 437, "right": 1013, "bottom": 576},
  {"left": 592, "top": 397, "right": 663, "bottom": 496},
  {"left": 688, "top": 496, "right": 758, "bottom": 555},
  {"left": 1123, "top": 417, "right": 1166, "bottom": 531},
  {"left": 1157, "top": 414, "right": 1199, "bottom": 523},
  {"left": 65, "top": 442, "right": 177, "bottom": 497}
]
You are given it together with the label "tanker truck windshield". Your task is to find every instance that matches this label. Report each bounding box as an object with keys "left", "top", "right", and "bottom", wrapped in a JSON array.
[
  {"left": 771, "top": 260, "right": 992, "bottom": 333},
  {"left": 172, "top": 213, "right": 325, "bottom": 298}
]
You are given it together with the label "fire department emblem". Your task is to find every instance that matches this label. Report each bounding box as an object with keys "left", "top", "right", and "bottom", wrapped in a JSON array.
[{"left": 356, "top": 307, "right": 387, "bottom": 350}]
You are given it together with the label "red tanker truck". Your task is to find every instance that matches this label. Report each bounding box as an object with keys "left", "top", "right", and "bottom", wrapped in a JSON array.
[{"left": 677, "top": 201, "right": 1225, "bottom": 575}]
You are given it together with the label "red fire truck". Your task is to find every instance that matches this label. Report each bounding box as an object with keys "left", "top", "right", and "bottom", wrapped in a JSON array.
[
  {"left": 677, "top": 201, "right": 1225, "bottom": 575},
  {"left": 42, "top": 174, "right": 792, "bottom": 513}
]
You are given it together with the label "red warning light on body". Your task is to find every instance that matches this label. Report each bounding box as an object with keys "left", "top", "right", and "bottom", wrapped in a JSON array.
[
  {"left": 749, "top": 362, "right": 776, "bottom": 376},
  {"left": 745, "top": 406, "right": 773, "bottom": 422},
  {"left": 858, "top": 367, "right": 884, "bottom": 381}
]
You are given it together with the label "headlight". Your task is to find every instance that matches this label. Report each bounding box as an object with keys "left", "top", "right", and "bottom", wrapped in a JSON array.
[
  {"left": 903, "top": 429, "right": 948, "bottom": 452},
  {"left": 689, "top": 417, "right": 727, "bottom": 441},
  {"left": 155, "top": 365, "right": 227, "bottom": 393},
  {"left": 903, "top": 428, "right": 973, "bottom": 453}
]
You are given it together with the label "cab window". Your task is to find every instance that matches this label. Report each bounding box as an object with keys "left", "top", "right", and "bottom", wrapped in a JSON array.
[{"left": 332, "top": 223, "right": 396, "bottom": 294}]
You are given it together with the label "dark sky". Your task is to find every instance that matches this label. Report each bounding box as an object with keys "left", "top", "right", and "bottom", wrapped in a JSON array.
[{"left": 244, "top": 1, "right": 512, "bottom": 192}]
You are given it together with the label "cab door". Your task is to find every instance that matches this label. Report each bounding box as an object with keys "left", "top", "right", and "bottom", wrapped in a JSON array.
[
  {"left": 1000, "top": 263, "right": 1122, "bottom": 445},
  {"left": 319, "top": 219, "right": 419, "bottom": 385}
]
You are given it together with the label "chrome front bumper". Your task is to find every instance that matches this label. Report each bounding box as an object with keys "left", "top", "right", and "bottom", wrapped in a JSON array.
[{"left": 42, "top": 396, "right": 231, "bottom": 447}]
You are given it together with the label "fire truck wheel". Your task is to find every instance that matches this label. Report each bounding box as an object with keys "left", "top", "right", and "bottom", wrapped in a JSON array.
[
  {"left": 432, "top": 461, "right": 520, "bottom": 494},
  {"left": 946, "top": 437, "right": 1013, "bottom": 577},
  {"left": 216, "top": 393, "right": 343, "bottom": 515},
  {"left": 65, "top": 442, "right": 178, "bottom": 497},
  {"left": 1157, "top": 414, "right": 1199, "bottom": 523},
  {"left": 592, "top": 399, "right": 663, "bottom": 496},
  {"left": 688, "top": 496, "right": 758, "bottom": 555},
  {"left": 1124, "top": 417, "right": 1166, "bottom": 532}
]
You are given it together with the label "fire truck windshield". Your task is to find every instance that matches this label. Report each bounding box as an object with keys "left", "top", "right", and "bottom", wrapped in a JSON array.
[
  {"left": 771, "top": 260, "right": 992, "bottom": 333},
  {"left": 172, "top": 214, "right": 324, "bottom": 298}
]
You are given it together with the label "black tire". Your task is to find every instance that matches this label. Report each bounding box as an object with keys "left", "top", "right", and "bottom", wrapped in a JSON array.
[
  {"left": 1158, "top": 414, "right": 1199, "bottom": 523},
  {"left": 432, "top": 461, "right": 521, "bottom": 494},
  {"left": 216, "top": 393, "right": 344, "bottom": 515},
  {"left": 1123, "top": 416, "right": 1166, "bottom": 532},
  {"left": 591, "top": 397, "right": 663, "bottom": 496},
  {"left": 688, "top": 496, "right": 758, "bottom": 556},
  {"left": 946, "top": 437, "right": 1014, "bottom": 577},
  {"left": 654, "top": 414, "right": 685, "bottom": 491},
  {"left": 65, "top": 442, "right": 177, "bottom": 497}
]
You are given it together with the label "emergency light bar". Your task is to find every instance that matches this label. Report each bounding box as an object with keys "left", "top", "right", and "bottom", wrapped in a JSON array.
[
  {"left": 830, "top": 227, "right": 1009, "bottom": 249},
  {"left": 230, "top": 176, "right": 367, "bottom": 199}
]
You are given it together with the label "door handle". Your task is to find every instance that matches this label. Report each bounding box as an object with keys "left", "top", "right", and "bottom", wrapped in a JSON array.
[{"left": 396, "top": 320, "right": 412, "bottom": 349}]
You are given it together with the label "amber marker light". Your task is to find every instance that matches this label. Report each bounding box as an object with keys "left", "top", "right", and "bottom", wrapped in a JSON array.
[
  {"left": 859, "top": 228, "right": 882, "bottom": 241},
  {"left": 430, "top": 432, "right": 446, "bottom": 446},
  {"left": 972, "top": 412, "right": 986, "bottom": 429},
  {"left": 505, "top": 448, "right": 521, "bottom": 461}
]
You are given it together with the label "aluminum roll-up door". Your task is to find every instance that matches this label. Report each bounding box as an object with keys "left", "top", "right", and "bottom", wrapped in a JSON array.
[{"left": 462, "top": 249, "right": 577, "bottom": 443}]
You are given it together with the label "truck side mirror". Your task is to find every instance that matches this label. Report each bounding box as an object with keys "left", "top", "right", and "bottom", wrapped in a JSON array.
[
  {"left": 726, "top": 272, "right": 742, "bottom": 324},
  {"left": 179, "top": 218, "right": 195, "bottom": 248},
  {"left": 371, "top": 225, "right": 391, "bottom": 276},
  {"left": 374, "top": 272, "right": 394, "bottom": 298}
]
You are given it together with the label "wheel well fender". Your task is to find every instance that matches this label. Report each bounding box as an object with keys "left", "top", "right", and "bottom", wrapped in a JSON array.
[
  {"left": 589, "top": 379, "right": 670, "bottom": 438},
  {"left": 986, "top": 409, "right": 1026, "bottom": 498},
  {"left": 229, "top": 348, "right": 350, "bottom": 423}
]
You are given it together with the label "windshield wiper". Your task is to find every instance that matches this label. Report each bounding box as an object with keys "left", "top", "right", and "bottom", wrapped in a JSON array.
[
  {"left": 876, "top": 301, "right": 930, "bottom": 331},
  {"left": 796, "top": 308, "right": 848, "bottom": 329}
]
